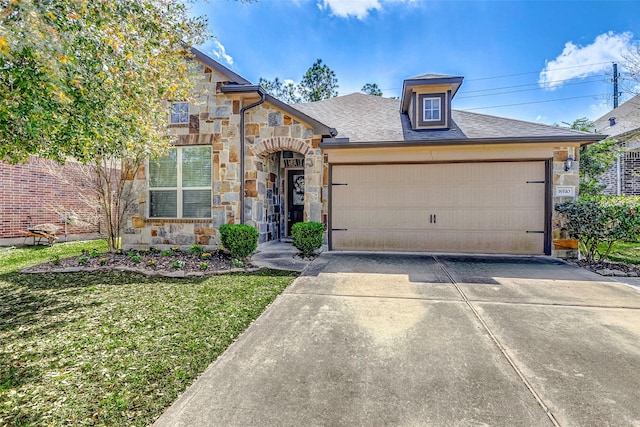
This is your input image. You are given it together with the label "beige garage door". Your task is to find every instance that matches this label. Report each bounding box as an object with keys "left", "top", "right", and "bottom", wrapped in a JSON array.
[{"left": 331, "top": 162, "right": 547, "bottom": 254}]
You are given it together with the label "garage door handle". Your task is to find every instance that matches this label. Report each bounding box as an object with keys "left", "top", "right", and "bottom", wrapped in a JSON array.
[
  {"left": 332, "top": 228, "right": 348, "bottom": 231},
  {"left": 429, "top": 214, "right": 437, "bottom": 224},
  {"left": 526, "top": 231, "right": 544, "bottom": 233}
]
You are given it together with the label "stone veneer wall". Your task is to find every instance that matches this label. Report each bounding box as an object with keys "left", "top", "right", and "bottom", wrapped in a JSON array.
[
  {"left": 552, "top": 146, "right": 581, "bottom": 259},
  {"left": 122, "top": 63, "right": 327, "bottom": 249}
]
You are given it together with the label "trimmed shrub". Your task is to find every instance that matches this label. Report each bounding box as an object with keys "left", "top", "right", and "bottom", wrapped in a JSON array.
[
  {"left": 291, "top": 222, "right": 324, "bottom": 256},
  {"left": 555, "top": 195, "right": 640, "bottom": 262},
  {"left": 219, "top": 224, "right": 259, "bottom": 259}
]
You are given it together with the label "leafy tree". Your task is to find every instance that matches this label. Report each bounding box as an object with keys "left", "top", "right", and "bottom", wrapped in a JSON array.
[
  {"left": 563, "top": 117, "right": 620, "bottom": 196},
  {"left": 298, "top": 59, "right": 339, "bottom": 102},
  {"left": 0, "top": 0, "right": 207, "bottom": 164},
  {"left": 258, "top": 77, "right": 301, "bottom": 104},
  {"left": 361, "top": 83, "right": 382, "bottom": 96},
  {"left": 1, "top": 0, "right": 211, "bottom": 252},
  {"left": 259, "top": 59, "right": 339, "bottom": 103}
]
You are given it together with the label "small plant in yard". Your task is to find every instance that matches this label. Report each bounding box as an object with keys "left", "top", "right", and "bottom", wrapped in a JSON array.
[
  {"left": 160, "top": 249, "right": 174, "bottom": 256},
  {"left": 129, "top": 253, "right": 142, "bottom": 263},
  {"left": 81, "top": 248, "right": 90, "bottom": 255},
  {"left": 219, "top": 224, "right": 259, "bottom": 260},
  {"left": 50, "top": 255, "right": 60, "bottom": 265},
  {"left": 77, "top": 256, "right": 89, "bottom": 265},
  {"left": 116, "top": 248, "right": 123, "bottom": 255},
  {"left": 171, "top": 260, "right": 184, "bottom": 269},
  {"left": 99, "top": 257, "right": 108, "bottom": 266},
  {"left": 139, "top": 248, "right": 150, "bottom": 254},
  {"left": 189, "top": 244, "right": 205, "bottom": 255},
  {"left": 147, "top": 259, "right": 157, "bottom": 267},
  {"left": 232, "top": 258, "right": 244, "bottom": 268},
  {"left": 291, "top": 221, "right": 324, "bottom": 256},
  {"left": 201, "top": 252, "right": 212, "bottom": 260},
  {"left": 199, "top": 262, "right": 208, "bottom": 270},
  {"left": 171, "top": 245, "right": 180, "bottom": 252},
  {"left": 90, "top": 248, "right": 99, "bottom": 258}
]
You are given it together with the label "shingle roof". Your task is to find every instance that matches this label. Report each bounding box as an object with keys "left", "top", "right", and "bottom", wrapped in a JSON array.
[
  {"left": 593, "top": 94, "right": 640, "bottom": 139},
  {"left": 294, "top": 93, "right": 603, "bottom": 143},
  {"left": 407, "top": 73, "right": 462, "bottom": 80}
]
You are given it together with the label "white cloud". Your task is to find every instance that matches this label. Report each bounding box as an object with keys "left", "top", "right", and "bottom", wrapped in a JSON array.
[
  {"left": 211, "top": 39, "right": 233, "bottom": 65},
  {"left": 317, "top": 0, "right": 411, "bottom": 20},
  {"left": 538, "top": 31, "right": 634, "bottom": 90}
]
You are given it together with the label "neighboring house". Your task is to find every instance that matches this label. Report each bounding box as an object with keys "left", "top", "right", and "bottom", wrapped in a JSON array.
[
  {"left": 593, "top": 94, "right": 640, "bottom": 195},
  {"left": 0, "top": 156, "right": 101, "bottom": 245},
  {"left": 122, "top": 48, "right": 603, "bottom": 258}
]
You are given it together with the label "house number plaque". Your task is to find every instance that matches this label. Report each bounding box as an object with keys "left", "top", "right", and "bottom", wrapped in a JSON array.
[
  {"left": 283, "top": 158, "right": 305, "bottom": 168},
  {"left": 555, "top": 186, "right": 575, "bottom": 197}
]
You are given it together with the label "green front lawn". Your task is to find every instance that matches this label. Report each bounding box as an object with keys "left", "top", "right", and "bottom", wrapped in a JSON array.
[
  {"left": 0, "top": 241, "right": 297, "bottom": 426},
  {"left": 600, "top": 241, "right": 640, "bottom": 264}
]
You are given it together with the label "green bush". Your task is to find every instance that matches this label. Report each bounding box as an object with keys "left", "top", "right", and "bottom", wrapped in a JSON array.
[
  {"left": 555, "top": 195, "right": 640, "bottom": 262},
  {"left": 219, "top": 224, "right": 259, "bottom": 259},
  {"left": 291, "top": 222, "right": 324, "bottom": 255}
]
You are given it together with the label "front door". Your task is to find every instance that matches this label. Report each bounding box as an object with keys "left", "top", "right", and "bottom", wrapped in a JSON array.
[{"left": 287, "top": 169, "right": 304, "bottom": 236}]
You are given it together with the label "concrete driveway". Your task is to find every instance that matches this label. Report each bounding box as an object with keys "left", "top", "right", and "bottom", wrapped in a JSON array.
[{"left": 155, "top": 253, "right": 640, "bottom": 427}]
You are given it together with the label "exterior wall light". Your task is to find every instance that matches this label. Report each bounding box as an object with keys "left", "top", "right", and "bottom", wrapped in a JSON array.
[{"left": 564, "top": 156, "right": 574, "bottom": 172}]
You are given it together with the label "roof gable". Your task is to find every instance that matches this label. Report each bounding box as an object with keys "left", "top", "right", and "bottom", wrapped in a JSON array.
[
  {"left": 190, "top": 47, "right": 251, "bottom": 85},
  {"left": 593, "top": 94, "right": 640, "bottom": 138},
  {"left": 294, "top": 93, "right": 604, "bottom": 145}
]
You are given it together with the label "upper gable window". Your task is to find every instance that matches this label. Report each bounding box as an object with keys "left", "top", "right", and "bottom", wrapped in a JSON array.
[
  {"left": 423, "top": 97, "right": 441, "bottom": 122},
  {"left": 170, "top": 102, "right": 189, "bottom": 124},
  {"left": 416, "top": 93, "right": 446, "bottom": 128}
]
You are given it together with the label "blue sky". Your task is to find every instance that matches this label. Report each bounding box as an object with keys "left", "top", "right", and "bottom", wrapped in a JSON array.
[{"left": 191, "top": 0, "right": 640, "bottom": 128}]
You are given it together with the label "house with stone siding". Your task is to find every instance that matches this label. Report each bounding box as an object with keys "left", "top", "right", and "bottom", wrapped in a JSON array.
[
  {"left": 122, "top": 48, "right": 604, "bottom": 258},
  {"left": 592, "top": 94, "right": 640, "bottom": 195}
]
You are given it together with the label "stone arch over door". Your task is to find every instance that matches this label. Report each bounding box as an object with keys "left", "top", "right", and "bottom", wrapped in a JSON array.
[{"left": 252, "top": 137, "right": 324, "bottom": 226}]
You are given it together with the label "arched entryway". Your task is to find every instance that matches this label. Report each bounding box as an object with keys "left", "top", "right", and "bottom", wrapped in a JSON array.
[{"left": 249, "top": 137, "right": 324, "bottom": 241}]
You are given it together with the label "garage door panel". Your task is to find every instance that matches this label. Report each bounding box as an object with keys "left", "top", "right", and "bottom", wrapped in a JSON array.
[
  {"left": 332, "top": 230, "right": 544, "bottom": 254},
  {"left": 331, "top": 162, "right": 547, "bottom": 254}
]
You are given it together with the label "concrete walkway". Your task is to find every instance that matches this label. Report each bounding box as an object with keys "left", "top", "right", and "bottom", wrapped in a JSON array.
[
  {"left": 251, "top": 240, "right": 313, "bottom": 272},
  {"left": 155, "top": 253, "right": 640, "bottom": 426}
]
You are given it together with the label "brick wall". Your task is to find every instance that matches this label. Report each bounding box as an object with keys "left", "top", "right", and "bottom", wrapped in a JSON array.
[{"left": 0, "top": 156, "right": 101, "bottom": 239}]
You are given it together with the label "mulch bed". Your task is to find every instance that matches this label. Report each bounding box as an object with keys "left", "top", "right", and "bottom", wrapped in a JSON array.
[{"left": 22, "top": 248, "right": 256, "bottom": 278}]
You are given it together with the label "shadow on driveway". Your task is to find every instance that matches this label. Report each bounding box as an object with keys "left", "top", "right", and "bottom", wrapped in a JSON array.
[{"left": 155, "top": 252, "right": 640, "bottom": 427}]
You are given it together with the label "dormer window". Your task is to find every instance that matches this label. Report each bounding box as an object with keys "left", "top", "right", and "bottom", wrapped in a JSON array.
[
  {"left": 401, "top": 74, "right": 463, "bottom": 131},
  {"left": 423, "top": 97, "right": 441, "bottom": 121},
  {"left": 417, "top": 93, "right": 446, "bottom": 127}
]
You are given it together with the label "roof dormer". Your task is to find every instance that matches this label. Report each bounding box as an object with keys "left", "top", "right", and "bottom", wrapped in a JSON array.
[{"left": 400, "top": 74, "right": 463, "bottom": 131}]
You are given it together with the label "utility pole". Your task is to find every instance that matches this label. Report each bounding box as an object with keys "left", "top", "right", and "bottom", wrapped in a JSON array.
[{"left": 613, "top": 62, "right": 620, "bottom": 108}]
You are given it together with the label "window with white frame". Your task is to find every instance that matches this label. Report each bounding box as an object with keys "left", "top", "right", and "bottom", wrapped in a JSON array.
[
  {"left": 423, "top": 97, "right": 441, "bottom": 121},
  {"left": 149, "top": 146, "right": 212, "bottom": 218},
  {"left": 170, "top": 102, "right": 189, "bottom": 124}
]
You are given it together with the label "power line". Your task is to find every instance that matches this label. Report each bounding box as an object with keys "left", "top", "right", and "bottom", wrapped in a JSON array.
[
  {"left": 458, "top": 93, "right": 610, "bottom": 111},
  {"left": 458, "top": 74, "right": 607, "bottom": 95},
  {"left": 380, "top": 61, "right": 623, "bottom": 93},
  {"left": 465, "top": 61, "right": 620, "bottom": 82},
  {"left": 456, "top": 77, "right": 607, "bottom": 99}
]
